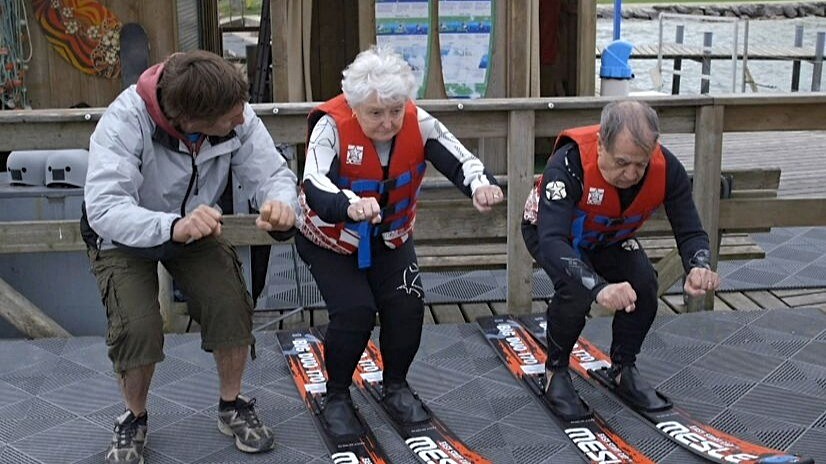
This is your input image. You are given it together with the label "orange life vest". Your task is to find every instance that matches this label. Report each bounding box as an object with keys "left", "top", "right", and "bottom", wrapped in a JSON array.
[
  {"left": 298, "top": 95, "right": 426, "bottom": 268},
  {"left": 524, "top": 125, "right": 666, "bottom": 251}
]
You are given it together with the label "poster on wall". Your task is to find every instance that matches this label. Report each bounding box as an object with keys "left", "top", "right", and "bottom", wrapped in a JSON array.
[
  {"left": 438, "top": 0, "right": 493, "bottom": 99},
  {"left": 375, "top": 0, "right": 432, "bottom": 98}
]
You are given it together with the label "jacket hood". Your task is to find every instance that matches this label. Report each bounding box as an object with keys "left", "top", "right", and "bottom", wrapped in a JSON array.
[{"left": 136, "top": 63, "right": 191, "bottom": 147}]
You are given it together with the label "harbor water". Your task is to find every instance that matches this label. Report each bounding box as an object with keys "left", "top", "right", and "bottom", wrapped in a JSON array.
[{"left": 597, "top": 15, "right": 826, "bottom": 94}]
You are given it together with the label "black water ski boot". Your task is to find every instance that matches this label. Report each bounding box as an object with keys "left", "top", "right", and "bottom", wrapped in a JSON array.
[
  {"left": 321, "top": 390, "right": 365, "bottom": 437},
  {"left": 545, "top": 369, "right": 591, "bottom": 421},
  {"left": 611, "top": 364, "right": 672, "bottom": 412},
  {"left": 382, "top": 382, "right": 431, "bottom": 424}
]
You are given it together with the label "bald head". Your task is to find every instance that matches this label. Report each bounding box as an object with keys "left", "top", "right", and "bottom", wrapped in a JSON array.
[{"left": 599, "top": 100, "right": 660, "bottom": 155}]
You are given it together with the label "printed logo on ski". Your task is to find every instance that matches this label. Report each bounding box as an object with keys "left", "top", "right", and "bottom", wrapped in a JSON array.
[
  {"left": 564, "top": 427, "right": 627, "bottom": 464},
  {"left": 293, "top": 337, "right": 325, "bottom": 391},
  {"left": 496, "top": 322, "right": 544, "bottom": 374},
  {"left": 657, "top": 421, "right": 758, "bottom": 462},
  {"left": 331, "top": 451, "right": 359, "bottom": 464},
  {"left": 406, "top": 436, "right": 470, "bottom": 464}
]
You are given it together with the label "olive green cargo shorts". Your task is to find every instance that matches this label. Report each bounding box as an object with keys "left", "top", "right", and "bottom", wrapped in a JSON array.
[{"left": 87, "top": 236, "right": 254, "bottom": 373}]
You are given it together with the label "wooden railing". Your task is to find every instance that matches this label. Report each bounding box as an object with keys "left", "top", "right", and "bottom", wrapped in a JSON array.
[{"left": 2, "top": 95, "right": 826, "bottom": 335}]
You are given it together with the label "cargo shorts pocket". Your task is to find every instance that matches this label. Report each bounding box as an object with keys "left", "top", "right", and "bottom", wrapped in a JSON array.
[
  {"left": 89, "top": 248, "right": 129, "bottom": 347},
  {"left": 100, "top": 273, "right": 128, "bottom": 346}
]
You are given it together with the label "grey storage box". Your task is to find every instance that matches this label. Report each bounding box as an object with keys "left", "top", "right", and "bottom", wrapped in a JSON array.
[
  {"left": 0, "top": 183, "right": 103, "bottom": 337},
  {"left": 7, "top": 150, "right": 52, "bottom": 186},
  {"left": 46, "top": 149, "right": 89, "bottom": 187}
]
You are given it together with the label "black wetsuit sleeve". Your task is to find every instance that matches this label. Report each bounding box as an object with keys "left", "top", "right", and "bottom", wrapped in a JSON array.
[
  {"left": 535, "top": 145, "right": 608, "bottom": 300},
  {"left": 302, "top": 115, "right": 353, "bottom": 224},
  {"left": 303, "top": 176, "right": 352, "bottom": 224},
  {"left": 661, "top": 147, "right": 712, "bottom": 271}
]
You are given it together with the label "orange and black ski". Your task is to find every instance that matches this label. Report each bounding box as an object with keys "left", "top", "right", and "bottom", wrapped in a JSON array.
[
  {"left": 517, "top": 313, "right": 814, "bottom": 464},
  {"left": 308, "top": 324, "right": 491, "bottom": 464},
  {"left": 351, "top": 339, "right": 492, "bottom": 464},
  {"left": 277, "top": 330, "right": 390, "bottom": 464},
  {"left": 477, "top": 315, "right": 654, "bottom": 464}
]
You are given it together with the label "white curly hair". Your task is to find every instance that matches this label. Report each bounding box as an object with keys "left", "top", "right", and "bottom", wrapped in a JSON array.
[{"left": 341, "top": 46, "right": 418, "bottom": 108}]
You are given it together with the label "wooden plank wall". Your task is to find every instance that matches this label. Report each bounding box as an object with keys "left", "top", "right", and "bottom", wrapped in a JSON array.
[{"left": 23, "top": 0, "right": 178, "bottom": 109}]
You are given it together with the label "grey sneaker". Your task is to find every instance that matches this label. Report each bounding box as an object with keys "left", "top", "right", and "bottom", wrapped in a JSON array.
[
  {"left": 105, "top": 410, "right": 147, "bottom": 464},
  {"left": 217, "top": 395, "right": 275, "bottom": 453}
]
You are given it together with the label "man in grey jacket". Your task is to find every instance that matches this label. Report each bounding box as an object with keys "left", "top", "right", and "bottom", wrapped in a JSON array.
[{"left": 82, "top": 50, "right": 297, "bottom": 463}]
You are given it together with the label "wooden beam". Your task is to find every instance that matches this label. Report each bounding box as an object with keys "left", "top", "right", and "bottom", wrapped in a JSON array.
[
  {"left": 270, "top": 0, "right": 289, "bottom": 102},
  {"left": 357, "top": 0, "right": 376, "bottom": 51},
  {"left": 431, "top": 304, "right": 465, "bottom": 324},
  {"left": 11, "top": 95, "right": 820, "bottom": 151},
  {"left": 0, "top": 276, "right": 71, "bottom": 338},
  {"left": 0, "top": 220, "right": 87, "bottom": 253},
  {"left": 654, "top": 249, "right": 684, "bottom": 297},
  {"left": 508, "top": 1, "right": 532, "bottom": 97},
  {"left": 719, "top": 198, "right": 826, "bottom": 229},
  {"left": 507, "top": 110, "right": 535, "bottom": 314},
  {"left": 576, "top": 0, "right": 596, "bottom": 96},
  {"left": 0, "top": 215, "right": 275, "bottom": 254}
]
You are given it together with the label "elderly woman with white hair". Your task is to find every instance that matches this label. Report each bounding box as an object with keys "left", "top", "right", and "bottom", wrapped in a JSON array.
[{"left": 296, "top": 47, "right": 503, "bottom": 437}]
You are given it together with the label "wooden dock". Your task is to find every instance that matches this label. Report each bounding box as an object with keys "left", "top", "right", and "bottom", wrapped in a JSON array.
[{"left": 256, "top": 287, "right": 826, "bottom": 332}]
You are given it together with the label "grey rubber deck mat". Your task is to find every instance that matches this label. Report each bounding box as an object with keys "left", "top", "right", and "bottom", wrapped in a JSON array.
[
  {"left": 256, "top": 245, "right": 554, "bottom": 309},
  {"left": 0, "top": 308, "right": 823, "bottom": 463}
]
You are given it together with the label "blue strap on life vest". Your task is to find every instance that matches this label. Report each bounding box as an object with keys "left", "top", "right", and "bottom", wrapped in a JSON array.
[
  {"left": 571, "top": 212, "right": 588, "bottom": 256},
  {"left": 355, "top": 221, "right": 372, "bottom": 270},
  {"left": 339, "top": 162, "right": 426, "bottom": 194},
  {"left": 338, "top": 162, "right": 427, "bottom": 269},
  {"left": 592, "top": 214, "right": 643, "bottom": 227}
]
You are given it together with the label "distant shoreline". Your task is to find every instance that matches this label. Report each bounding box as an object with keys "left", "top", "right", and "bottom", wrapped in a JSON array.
[{"left": 597, "top": 2, "right": 826, "bottom": 19}]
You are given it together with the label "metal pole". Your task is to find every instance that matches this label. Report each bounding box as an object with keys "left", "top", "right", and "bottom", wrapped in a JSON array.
[
  {"left": 812, "top": 32, "right": 825, "bottom": 92},
  {"left": 672, "top": 25, "right": 684, "bottom": 94},
  {"left": 701, "top": 32, "right": 713, "bottom": 94},
  {"left": 731, "top": 20, "right": 738, "bottom": 93},
  {"left": 740, "top": 20, "right": 749, "bottom": 92},
  {"left": 614, "top": 0, "right": 622, "bottom": 40},
  {"left": 791, "top": 25, "right": 804, "bottom": 92},
  {"left": 657, "top": 13, "right": 665, "bottom": 91}
]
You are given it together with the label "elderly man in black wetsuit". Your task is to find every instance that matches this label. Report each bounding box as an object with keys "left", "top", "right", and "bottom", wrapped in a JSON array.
[{"left": 522, "top": 100, "right": 721, "bottom": 420}]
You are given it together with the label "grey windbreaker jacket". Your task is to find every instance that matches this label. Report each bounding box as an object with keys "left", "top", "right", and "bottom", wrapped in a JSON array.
[{"left": 84, "top": 64, "right": 298, "bottom": 249}]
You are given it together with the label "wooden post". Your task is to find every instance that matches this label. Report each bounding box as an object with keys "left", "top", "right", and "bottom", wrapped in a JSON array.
[
  {"left": 270, "top": 0, "right": 312, "bottom": 102},
  {"left": 576, "top": 0, "right": 596, "bottom": 96},
  {"left": 812, "top": 32, "right": 824, "bottom": 92},
  {"left": 791, "top": 25, "right": 804, "bottom": 92},
  {"left": 0, "top": 276, "right": 71, "bottom": 338},
  {"left": 508, "top": 1, "right": 533, "bottom": 97},
  {"left": 270, "top": 0, "right": 288, "bottom": 102},
  {"left": 357, "top": 0, "right": 376, "bottom": 51},
  {"left": 475, "top": 0, "right": 504, "bottom": 173},
  {"left": 691, "top": 104, "right": 724, "bottom": 311},
  {"left": 507, "top": 110, "right": 535, "bottom": 314}
]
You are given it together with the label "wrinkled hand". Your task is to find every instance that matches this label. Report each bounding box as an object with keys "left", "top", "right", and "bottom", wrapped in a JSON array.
[
  {"left": 596, "top": 282, "right": 637, "bottom": 313},
  {"left": 684, "top": 267, "right": 721, "bottom": 298},
  {"left": 256, "top": 200, "right": 296, "bottom": 232},
  {"left": 173, "top": 204, "right": 222, "bottom": 243},
  {"left": 472, "top": 185, "right": 504, "bottom": 212},
  {"left": 347, "top": 197, "right": 382, "bottom": 224}
]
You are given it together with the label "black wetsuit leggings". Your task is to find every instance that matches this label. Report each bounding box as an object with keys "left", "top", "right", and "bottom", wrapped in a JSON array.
[
  {"left": 295, "top": 234, "right": 425, "bottom": 393},
  {"left": 522, "top": 224, "right": 658, "bottom": 369}
]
